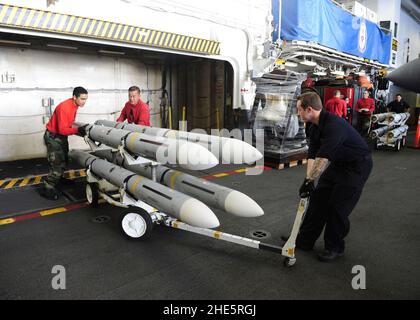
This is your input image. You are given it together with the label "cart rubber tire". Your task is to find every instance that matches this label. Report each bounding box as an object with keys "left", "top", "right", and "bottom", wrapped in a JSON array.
[
  {"left": 120, "top": 207, "right": 153, "bottom": 240},
  {"left": 402, "top": 137, "right": 407, "bottom": 147},
  {"left": 394, "top": 139, "right": 402, "bottom": 152},
  {"left": 283, "top": 257, "right": 296, "bottom": 268},
  {"left": 86, "top": 183, "right": 99, "bottom": 208}
]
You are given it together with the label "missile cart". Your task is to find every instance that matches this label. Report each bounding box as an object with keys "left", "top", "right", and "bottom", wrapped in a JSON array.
[
  {"left": 370, "top": 112, "right": 410, "bottom": 151},
  {"left": 78, "top": 134, "right": 307, "bottom": 268}
]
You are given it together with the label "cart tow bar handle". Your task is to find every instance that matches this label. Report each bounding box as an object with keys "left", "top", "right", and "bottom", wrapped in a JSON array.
[{"left": 281, "top": 197, "right": 309, "bottom": 258}]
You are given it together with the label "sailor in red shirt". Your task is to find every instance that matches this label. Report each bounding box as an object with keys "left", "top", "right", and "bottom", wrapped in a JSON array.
[
  {"left": 40, "top": 87, "right": 88, "bottom": 200},
  {"left": 355, "top": 91, "right": 375, "bottom": 135},
  {"left": 117, "top": 86, "right": 150, "bottom": 126},
  {"left": 325, "top": 90, "right": 347, "bottom": 118}
]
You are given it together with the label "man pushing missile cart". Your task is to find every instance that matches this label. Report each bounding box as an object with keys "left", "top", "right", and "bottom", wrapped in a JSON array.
[{"left": 293, "top": 92, "right": 373, "bottom": 262}]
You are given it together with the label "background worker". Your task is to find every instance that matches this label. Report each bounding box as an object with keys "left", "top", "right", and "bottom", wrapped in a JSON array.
[
  {"left": 355, "top": 91, "right": 375, "bottom": 135},
  {"left": 386, "top": 93, "right": 410, "bottom": 113},
  {"left": 40, "top": 86, "right": 89, "bottom": 200},
  {"left": 325, "top": 90, "right": 347, "bottom": 118},
  {"left": 117, "top": 86, "right": 150, "bottom": 126},
  {"left": 343, "top": 96, "right": 352, "bottom": 123},
  {"left": 295, "top": 92, "right": 372, "bottom": 262}
]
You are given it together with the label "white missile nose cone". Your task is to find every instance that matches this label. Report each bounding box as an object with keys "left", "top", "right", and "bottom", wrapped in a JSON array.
[
  {"left": 224, "top": 191, "right": 264, "bottom": 217},
  {"left": 178, "top": 142, "right": 219, "bottom": 171},
  {"left": 246, "top": 147, "right": 263, "bottom": 164},
  {"left": 179, "top": 198, "right": 220, "bottom": 228},
  {"left": 222, "top": 140, "right": 263, "bottom": 164}
]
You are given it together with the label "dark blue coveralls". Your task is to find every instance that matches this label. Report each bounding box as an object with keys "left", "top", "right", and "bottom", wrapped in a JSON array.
[{"left": 296, "top": 110, "right": 373, "bottom": 253}]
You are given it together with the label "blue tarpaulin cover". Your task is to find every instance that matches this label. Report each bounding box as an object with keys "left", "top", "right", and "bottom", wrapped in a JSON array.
[{"left": 279, "top": 0, "right": 391, "bottom": 64}]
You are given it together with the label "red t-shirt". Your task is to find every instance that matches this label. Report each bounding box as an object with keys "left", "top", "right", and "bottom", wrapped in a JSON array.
[
  {"left": 46, "top": 98, "right": 79, "bottom": 136},
  {"left": 117, "top": 99, "right": 150, "bottom": 126},
  {"left": 355, "top": 98, "right": 375, "bottom": 115},
  {"left": 325, "top": 97, "right": 347, "bottom": 118}
]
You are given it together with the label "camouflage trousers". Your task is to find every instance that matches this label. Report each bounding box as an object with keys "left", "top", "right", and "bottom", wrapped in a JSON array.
[{"left": 44, "top": 130, "right": 69, "bottom": 189}]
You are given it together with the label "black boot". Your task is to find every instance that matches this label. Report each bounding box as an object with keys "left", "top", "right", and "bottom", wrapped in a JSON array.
[
  {"left": 317, "top": 250, "right": 344, "bottom": 262},
  {"left": 39, "top": 187, "right": 60, "bottom": 200},
  {"left": 59, "top": 177, "right": 75, "bottom": 186}
]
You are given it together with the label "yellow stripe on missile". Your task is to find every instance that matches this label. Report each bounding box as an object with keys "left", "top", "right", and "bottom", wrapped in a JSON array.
[
  {"left": 128, "top": 132, "right": 141, "bottom": 151},
  {"left": 129, "top": 176, "right": 144, "bottom": 195},
  {"left": 169, "top": 171, "right": 183, "bottom": 189}
]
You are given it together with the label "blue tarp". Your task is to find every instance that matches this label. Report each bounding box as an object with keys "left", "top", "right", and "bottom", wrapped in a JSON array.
[{"left": 279, "top": 0, "right": 391, "bottom": 64}]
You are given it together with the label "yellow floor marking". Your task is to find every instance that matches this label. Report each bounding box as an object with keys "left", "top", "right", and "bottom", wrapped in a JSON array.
[
  {"left": 39, "top": 207, "right": 67, "bottom": 216},
  {"left": 4, "top": 179, "right": 18, "bottom": 189},
  {"left": 34, "top": 176, "right": 43, "bottom": 184},
  {"left": 19, "top": 177, "right": 31, "bottom": 187},
  {"left": 68, "top": 170, "right": 76, "bottom": 179},
  {"left": 213, "top": 173, "right": 229, "bottom": 178},
  {"left": 0, "top": 218, "right": 15, "bottom": 226}
]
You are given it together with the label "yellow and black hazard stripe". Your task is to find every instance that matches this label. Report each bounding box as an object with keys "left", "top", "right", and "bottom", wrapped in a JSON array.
[
  {"left": 0, "top": 3, "right": 220, "bottom": 55},
  {"left": 0, "top": 169, "right": 86, "bottom": 190}
]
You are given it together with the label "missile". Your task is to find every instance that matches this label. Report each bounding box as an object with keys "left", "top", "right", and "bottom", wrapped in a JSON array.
[
  {"left": 94, "top": 119, "right": 263, "bottom": 165},
  {"left": 92, "top": 149, "right": 264, "bottom": 218},
  {"left": 388, "top": 113, "right": 410, "bottom": 124},
  {"left": 69, "top": 150, "right": 220, "bottom": 229},
  {"left": 82, "top": 124, "right": 218, "bottom": 171},
  {"left": 370, "top": 126, "right": 392, "bottom": 139},
  {"left": 387, "top": 125, "right": 408, "bottom": 139},
  {"left": 371, "top": 112, "right": 393, "bottom": 123},
  {"left": 387, "top": 57, "right": 420, "bottom": 94}
]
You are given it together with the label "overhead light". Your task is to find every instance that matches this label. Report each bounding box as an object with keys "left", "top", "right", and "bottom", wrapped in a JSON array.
[
  {"left": 0, "top": 39, "right": 31, "bottom": 46},
  {"left": 355, "top": 70, "right": 366, "bottom": 76},
  {"left": 331, "top": 70, "right": 345, "bottom": 76},
  {"left": 98, "top": 50, "right": 125, "bottom": 55},
  {"left": 285, "top": 61, "right": 298, "bottom": 67},
  {"left": 299, "top": 58, "right": 317, "bottom": 66},
  {"left": 47, "top": 44, "right": 78, "bottom": 50},
  {"left": 313, "top": 71, "right": 327, "bottom": 76}
]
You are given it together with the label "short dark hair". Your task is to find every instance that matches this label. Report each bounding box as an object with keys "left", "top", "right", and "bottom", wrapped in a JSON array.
[
  {"left": 128, "top": 86, "right": 141, "bottom": 93},
  {"left": 73, "top": 86, "right": 88, "bottom": 97},
  {"left": 396, "top": 93, "right": 402, "bottom": 97},
  {"left": 297, "top": 92, "right": 323, "bottom": 111}
]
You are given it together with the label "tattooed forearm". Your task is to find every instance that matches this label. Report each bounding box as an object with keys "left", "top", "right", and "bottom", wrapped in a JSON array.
[{"left": 307, "top": 157, "right": 329, "bottom": 181}]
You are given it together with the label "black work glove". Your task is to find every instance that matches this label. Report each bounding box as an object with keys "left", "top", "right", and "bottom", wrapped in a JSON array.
[
  {"left": 78, "top": 124, "right": 88, "bottom": 137},
  {"left": 299, "top": 178, "right": 315, "bottom": 198}
]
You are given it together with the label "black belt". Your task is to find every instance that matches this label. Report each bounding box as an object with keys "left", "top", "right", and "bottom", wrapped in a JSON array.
[
  {"left": 334, "top": 154, "right": 371, "bottom": 167},
  {"left": 45, "top": 130, "right": 67, "bottom": 140}
]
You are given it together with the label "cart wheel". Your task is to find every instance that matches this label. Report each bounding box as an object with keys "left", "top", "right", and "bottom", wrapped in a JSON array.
[
  {"left": 394, "top": 139, "right": 402, "bottom": 152},
  {"left": 374, "top": 140, "right": 380, "bottom": 150},
  {"left": 402, "top": 137, "right": 407, "bottom": 147},
  {"left": 86, "top": 183, "right": 99, "bottom": 208},
  {"left": 283, "top": 257, "right": 296, "bottom": 268},
  {"left": 120, "top": 207, "right": 153, "bottom": 240}
]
